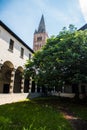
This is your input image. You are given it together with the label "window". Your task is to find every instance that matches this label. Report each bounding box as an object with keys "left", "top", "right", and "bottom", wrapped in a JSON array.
[
  {"left": 37, "top": 37, "right": 42, "bottom": 41},
  {"left": 29, "top": 53, "right": 31, "bottom": 60},
  {"left": 8, "top": 39, "right": 14, "bottom": 52},
  {"left": 20, "top": 47, "right": 24, "bottom": 58}
]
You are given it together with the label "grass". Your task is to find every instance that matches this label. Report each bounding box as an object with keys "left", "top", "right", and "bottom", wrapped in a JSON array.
[
  {"left": 33, "top": 96, "right": 87, "bottom": 120},
  {"left": 0, "top": 99, "right": 72, "bottom": 130},
  {"left": 0, "top": 96, "right": 87, "bottom": 130},
  {"left": 69, "top": 103, "right": 87, "bottom": 120}
]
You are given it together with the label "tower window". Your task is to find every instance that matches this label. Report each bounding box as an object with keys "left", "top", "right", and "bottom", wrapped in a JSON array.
[
  {"left": 37, "top": 37, "right": 42, "bottom": 41},
  {"left": 8, "top": 39, "right": 14, "bottom": 52},
  {"left": 20, "top": 47, "right": 24, "bottom": 58}
]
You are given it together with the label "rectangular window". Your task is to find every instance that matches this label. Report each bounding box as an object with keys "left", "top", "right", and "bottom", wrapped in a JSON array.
[
  {"left": 8, "top": 39, "right": 14, "bottom": 52},
  {"left": 29, "top": 53, "right": 31, "bottom": 60},
  {"left": 20, "top": 47, "right": 24, "bottom": 58}
]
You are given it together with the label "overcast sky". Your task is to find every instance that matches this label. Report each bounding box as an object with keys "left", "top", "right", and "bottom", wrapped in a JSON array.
[{"left": 0, "top": 0, "right": 87, "bottom": 49}]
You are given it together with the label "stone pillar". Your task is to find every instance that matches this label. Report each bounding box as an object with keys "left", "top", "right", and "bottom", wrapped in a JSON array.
[
  {"left": 0, "top": 59, "right": 3, "bottom": 70},
  {"left": 0, "top": 64, "right": 2, "bottom": 70},
  {"left": 9, "top": 69, "right": 16, "bottom": 93},
  {"left": 0, "top": 63, "right": 3, "bottom": 73},
  {"left": 29, "top": 77, "right": 32, "bottom": 93},
  {"left": 0, "top": 64, "right": 2, "bottom": 79},
  {"left": 62, "top": 82, "right": 65, "bottom": 93},
  {"left": 35, "top": 83, "right": 37, "bottom": 93},
  {"left": 21, "top": 75, "right": 24, "bottom": 93},
  {"left": 40, "top": 87, "right": 42, "bottom": 93},
  {"left": 62, "top": 86, "right": 64, "bottom": 93},
  {"left": 78, "top": 83, "right": 81, "bottom": 94},
  {"left": 53, "top": 86, "right": 55, "bottom": 93},
  {"left": 79, "top": 83, "right": 84, "bottom": 99}
]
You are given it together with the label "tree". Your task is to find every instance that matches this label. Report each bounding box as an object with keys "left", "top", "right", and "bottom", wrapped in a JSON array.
[{"left": 25, "top": 25, "right": 87, "bottom": 95}]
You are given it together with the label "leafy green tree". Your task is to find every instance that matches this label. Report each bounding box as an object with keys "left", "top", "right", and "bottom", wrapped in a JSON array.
[{"left": 25, "top": 25, "right": 87, "bottom": 94}]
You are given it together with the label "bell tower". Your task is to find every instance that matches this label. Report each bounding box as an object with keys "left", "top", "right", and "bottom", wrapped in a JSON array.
[{"left": 33, "top": 15, "right": 48, "bottom": 52}]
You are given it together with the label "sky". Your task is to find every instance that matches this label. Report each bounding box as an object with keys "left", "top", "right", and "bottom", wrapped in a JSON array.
[{"left": 0, "top": 0, "right": 87, "bottom": 49}]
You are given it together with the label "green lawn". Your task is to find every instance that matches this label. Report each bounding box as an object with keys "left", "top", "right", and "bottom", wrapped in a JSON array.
[
  {"left": 69, "top": 104, "right": 87, "bottom": 120},
  {"left": 33, "top": 96, "right": 87, "bottom": 120},
  {"left": 0, "top": 99, "right": 72, "bottom": 130}
]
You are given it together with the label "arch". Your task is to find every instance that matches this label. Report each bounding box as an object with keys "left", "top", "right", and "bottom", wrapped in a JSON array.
[
  {"left": 3, "top": 61, "right": 14, "bottom": 69},
  {"left": 13, "top": 66, "right": 23, "bottom": 93},
  {"left": 0, "top": 61, "right": 14, "bottom": 93},
  {"left": 17, "top": 66, "right": 23, "bottom": 72}
]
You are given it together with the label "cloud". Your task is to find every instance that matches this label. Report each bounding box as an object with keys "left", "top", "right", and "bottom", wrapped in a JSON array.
[
  {"left": 1, "top": 0, "right": 85, "bottom": 48},
  {"left": 32, "top": 0, "right": 82, "bottom": 25},
  {"left": 30, "top": 0, "right": 84, "bottom": 37},
  {"left": 79, "top": 0, "right": 87, "bottom": 22}
]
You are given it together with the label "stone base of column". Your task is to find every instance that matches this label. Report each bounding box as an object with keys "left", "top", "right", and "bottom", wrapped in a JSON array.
[
  {"left": 40, "top": 87, "right": 42, "bottom": 93},
  {"left": 9, "top": 86, "right": 13, "bottom": 93},
  {"left": 21, "top": 88, "right": 24, "bottom": 93},
  {"left": 29, "top": 88, "right": 31, "bottom": 93}
]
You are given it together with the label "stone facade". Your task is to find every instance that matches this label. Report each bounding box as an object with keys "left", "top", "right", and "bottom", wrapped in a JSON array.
[{"left": 0, "top": 21, "right": 34, "bottom": 94}]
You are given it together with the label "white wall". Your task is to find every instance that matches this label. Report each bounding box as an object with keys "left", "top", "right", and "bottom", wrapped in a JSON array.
[{"left": 0, "top": 26, "right": 33, "bottom": 69}]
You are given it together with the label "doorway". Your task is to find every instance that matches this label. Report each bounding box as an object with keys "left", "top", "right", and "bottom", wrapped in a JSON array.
[
  {"left": 81, "top": 85, "right": 86, "bottom": 94},
  {"left": 3, "top": 84, "right": 9, "bottom": 93},
  {"left": 72, "top": 84, "right": 79, "bottom": 94}
]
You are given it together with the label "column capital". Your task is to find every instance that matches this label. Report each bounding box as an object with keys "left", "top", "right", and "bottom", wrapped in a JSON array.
[{"left": 11, "top": 68, "right": 16, "bottom": 71}]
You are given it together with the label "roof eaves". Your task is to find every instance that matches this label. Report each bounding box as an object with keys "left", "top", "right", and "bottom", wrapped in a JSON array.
[{"left": 0, "top": 20, "right": 34, "bottom": 53}]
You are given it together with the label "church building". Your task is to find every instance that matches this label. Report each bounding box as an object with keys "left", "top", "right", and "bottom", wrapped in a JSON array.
[{"left": 33, "top": 15, "right": 48, "bottom": 52}]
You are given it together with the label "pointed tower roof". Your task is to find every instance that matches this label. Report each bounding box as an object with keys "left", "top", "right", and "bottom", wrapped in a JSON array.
[{"left": 38, "top": 14, "right": 46, "bottom": 33}]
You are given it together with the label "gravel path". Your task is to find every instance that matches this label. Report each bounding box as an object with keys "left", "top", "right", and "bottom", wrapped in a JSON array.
[{"left": 61, "top": 108, "right": 87, "bottom": 130}]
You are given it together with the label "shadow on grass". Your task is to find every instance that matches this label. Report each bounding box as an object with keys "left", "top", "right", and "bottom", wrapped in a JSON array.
[{"left": 0, "top": 98, "right": 72, "bottom": 130}]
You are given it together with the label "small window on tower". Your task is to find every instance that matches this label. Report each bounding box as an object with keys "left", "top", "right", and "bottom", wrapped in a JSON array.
[
  {"left": 37, "top": 37, "right": 42, "bottom": 41},
  {"left": 8, "top": 39, "right": 14, "bottom": 52}
]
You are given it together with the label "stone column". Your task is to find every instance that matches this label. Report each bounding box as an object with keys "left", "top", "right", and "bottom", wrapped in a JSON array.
[
  {"left": 53, "top": 86, "right": 55, "bottom": 93},
  {"left": 21, "top": 75, "right": 24, "bottom": 93},
  {"left": 78, "top": 83, "right": 81, "bottom": 94},
  {"left": 35, "top": 83, "right": 37, "bottom": 93},
  {"left": 62, "top": 82, "right": 65, "bottom": 93},
  {"left": 62, "top": 86, "right": 65, "bottom": 93},
  {"left": 29, "top": 77, "right": 32, "bottom": 93},
  {"left": 40, "top": 87, "right": 42, "bottom": 93},
  {"left": 0, "top": 64, "right": 2, "bottom": 70},
  {"left": 0, "top": 63, "right": 3, "bottom": 73},
  {"left": 0, "top": 64, "right": 2, "bottom": 79},
  {"left": 79, "top": 83, "right": 83, "bottom": 99},
  {"left": 9, "top": 69, "right": 16, "bottom": 93},
  {"left": 0, "top": 59, "right": 3, "bottom": 69}
]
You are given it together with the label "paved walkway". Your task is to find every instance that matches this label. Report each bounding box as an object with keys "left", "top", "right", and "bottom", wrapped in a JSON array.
[
  {"left": 0, "top": 93, "right": 41, "bottom": 105},
  {"left": 62, "top": 108, "right": 87, "bottom": 130},
  {"left": 0, "top": 93, "right": 29, "bottom": 105}
]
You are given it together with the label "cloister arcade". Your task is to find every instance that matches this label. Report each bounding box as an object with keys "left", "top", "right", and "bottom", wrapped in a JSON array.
[{"left": 0, "top": 60, "right": 36, "bottom": 94}]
